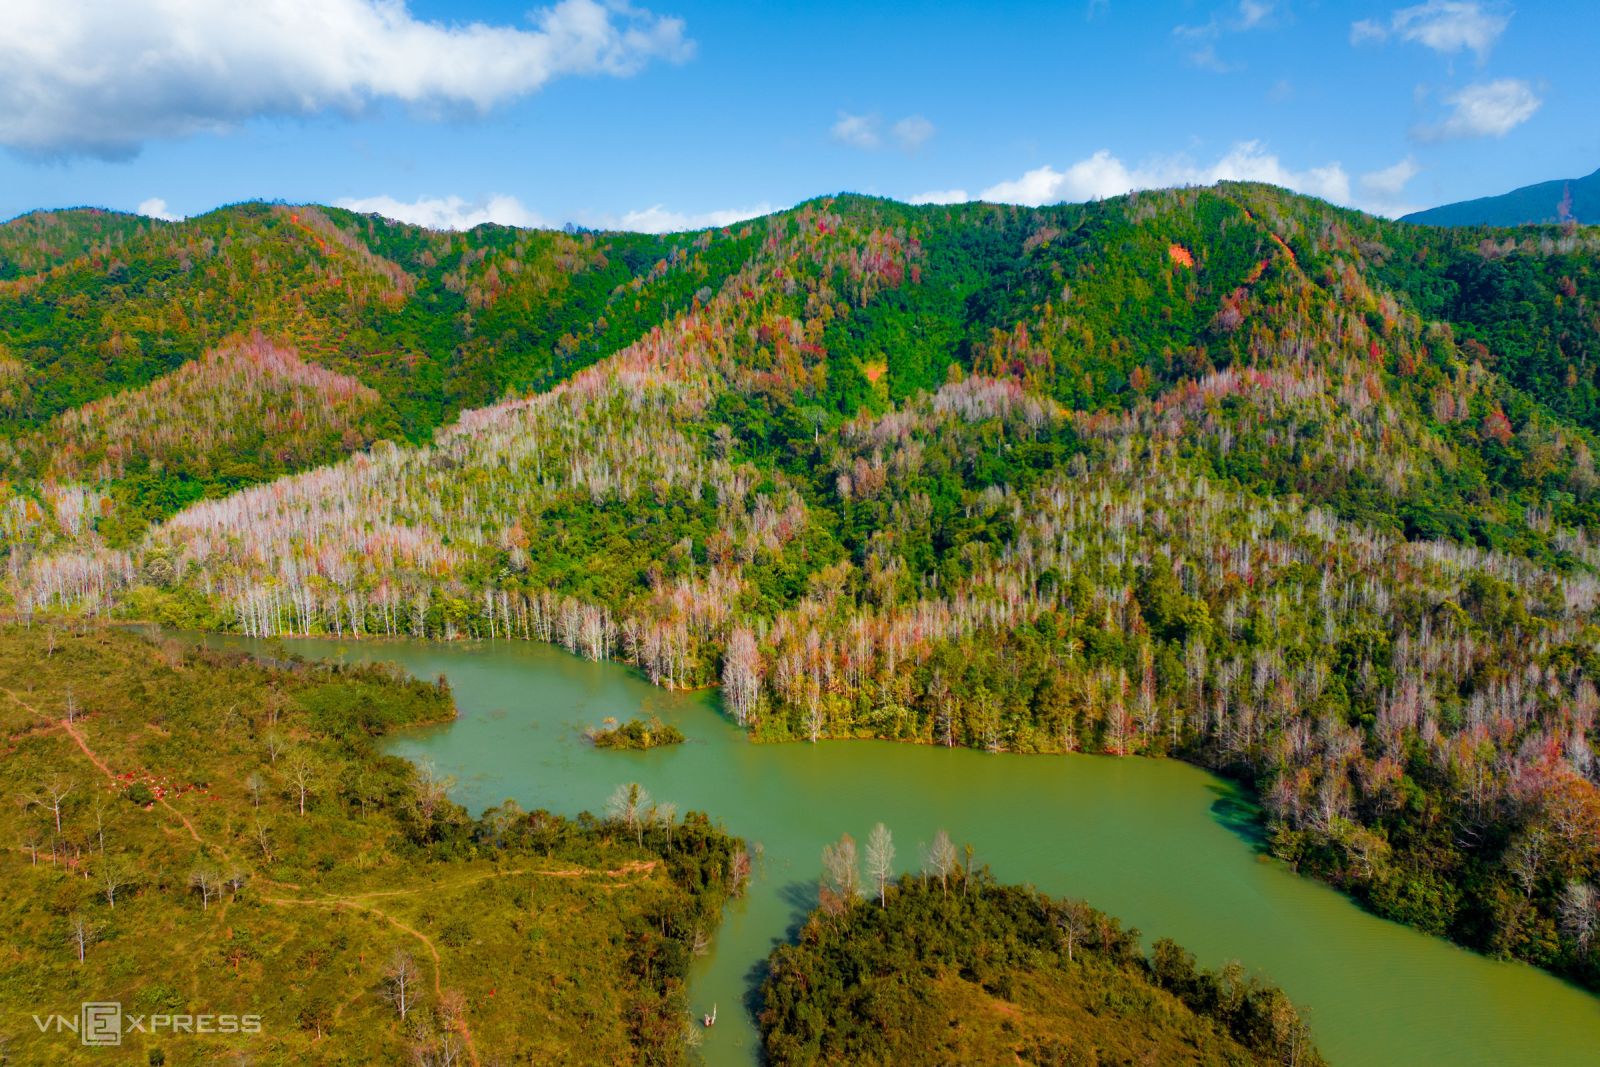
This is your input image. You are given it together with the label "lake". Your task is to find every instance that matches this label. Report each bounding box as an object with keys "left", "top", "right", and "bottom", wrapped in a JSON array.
[{"left": 224, "top": 634, "right": 1600, "bottom": 1066}]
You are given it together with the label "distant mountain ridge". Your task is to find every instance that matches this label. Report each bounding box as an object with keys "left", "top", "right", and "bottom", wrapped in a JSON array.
[{"left": 1403, "top": 167, "right": 1600, "bottom": 227}]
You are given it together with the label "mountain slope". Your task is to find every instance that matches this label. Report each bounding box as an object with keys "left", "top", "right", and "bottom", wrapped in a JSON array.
[
  {"left": 6, "top": 186, "right": 1600, "bottom": 991},
  {"left": 1, "top": 334, "right": 386, "bottom": 545},
  {"left": 0, "top": 202, "right": 763, "bottom": 538},
  {"left": 1402, "top": 167, "right": 1600, "bottom": 227}
]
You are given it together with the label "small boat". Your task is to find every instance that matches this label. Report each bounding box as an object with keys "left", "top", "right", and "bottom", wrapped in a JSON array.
[{"left": 702, "top": 1004, "right": 717, "bottom": 1028}]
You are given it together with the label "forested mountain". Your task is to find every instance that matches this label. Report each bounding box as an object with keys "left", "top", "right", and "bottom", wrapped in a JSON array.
[
  {"left": 0, "top": 201, "right": 758, "bottom": 539},
  {"left": 5, "top": 184, "right": 1600, "bottom": 990},
  {"left": 1403, "top": 167, "right": 1600, "bottom": 227}
]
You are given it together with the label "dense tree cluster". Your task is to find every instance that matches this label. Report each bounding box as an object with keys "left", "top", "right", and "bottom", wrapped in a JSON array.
[{"left": 763, "top": 856, "right": 1322, "bottom": 1066}]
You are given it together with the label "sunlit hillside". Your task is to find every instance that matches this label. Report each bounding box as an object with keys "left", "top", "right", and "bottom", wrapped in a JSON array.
[{"left": 4, "top": 185, "right": 1599, "bottom": 992}]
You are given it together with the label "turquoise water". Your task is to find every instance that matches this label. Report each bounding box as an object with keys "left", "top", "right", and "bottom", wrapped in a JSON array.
[{"left": 227, "top": 635, "right": 1600, "bottom": 1066}]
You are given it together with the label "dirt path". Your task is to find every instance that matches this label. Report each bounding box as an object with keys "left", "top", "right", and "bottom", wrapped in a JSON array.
[
  {"left": 8, "top": 683, "right": 658, "bottom": 1065},
  {"left": 261, "top": 890, "right": 479, "bottom": 1067},
  {"left": 22, "top": 688, "right": 488, "bottom": 1059}
]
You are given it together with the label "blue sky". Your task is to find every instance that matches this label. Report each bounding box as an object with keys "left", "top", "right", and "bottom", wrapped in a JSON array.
[{"left": 0, "top": 1, "right": 1593, "bottom": 229}]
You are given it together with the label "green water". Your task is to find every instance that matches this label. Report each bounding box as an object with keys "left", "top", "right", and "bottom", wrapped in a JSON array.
[{"left": 233, "top": 635, "right": 1600, "bottom": 1066}]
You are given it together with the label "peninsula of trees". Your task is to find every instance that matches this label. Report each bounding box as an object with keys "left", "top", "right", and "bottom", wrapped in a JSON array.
[{"left": 762, "top": 827, "right": 1322, "bottom": 1066}]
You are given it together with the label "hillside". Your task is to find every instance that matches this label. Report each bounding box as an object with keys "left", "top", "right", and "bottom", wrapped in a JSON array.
[
  {"left": 0, "top": 623, "right": 745, "bottom": 1063},
  {"left": 0, "top": 202, "right": 761, "bottom": 538},
  {"left": 2, "top": 334, "right": 387, "bottom": 545},
  {"left": 1403, "top": 167, "right": 1600, "bottom": 227},
  {"left": 761, "top": 866, "right": 1321, "bottom": 1066},
  {"left": 0, "top": 208, "right": 159, "bottom": 280},
  {"left": 4, "top": 185, "right": 1600, "bottom": 992}
]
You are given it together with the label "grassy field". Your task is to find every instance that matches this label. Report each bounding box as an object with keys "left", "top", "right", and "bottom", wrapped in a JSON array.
[{"left": 0, "top": 623, "right": 744, "bottom": 1065}]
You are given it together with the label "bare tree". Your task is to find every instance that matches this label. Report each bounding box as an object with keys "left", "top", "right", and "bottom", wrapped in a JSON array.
[
  {"left": 87, "top": 797, "right": 119, "bottom": 860},
  {"left": 384, "top": 948, "right": 420, "bottom": 1020},
  {"left": 252, "top": 816, "right": 274, "bottom": 862},
  {"left": 655, "top": 801, "right": 678, "bottom": 851},
  {"left": 1266, "top": 986, "right": 1316, "bottom": 1067},
  {"left": 865, "top": 823, "right": 895, "bottom": 906},
  {"left": 804, "top": 675, "right": 824, "bottom": 743},
  {"left": 189, "top": 866, "right": 221, "bottom": 911},
  {"left": 924, "top": 829, "right": 958, "bottom": 898},
  {"left": 1507, "top": 830, "right": 1547, "bottom": 899},
  {"left": 284, "top": 750, "right": 318, "bottom": 817},
  {"left": 1054, "top": 898, "right": 1094, "bottom": 963},
  {"left": 225, "top": 866, "right": 250, "bottom": 897},
  {"left": 413, "top": 761, "right": 455, "bottom": 825},
  {"left": 68, "top": 913, "right": 99, "bottom": 962},
  {"left": 27, "top": 776, "right": 75, "bottom": 835},
  {"left": 722, "top": 627, "right": 762, "bottom": 726},
  {"left": 436, "top": 987, "right": 467, "bottom": 1059},
  {"left": 263, "top": 730, "right": 287, "bottom": 765},
  {"left": 820, "top": 832, "right": 861, "bottom": 908},
  {"left": 1560, "top": 881, "right": 1597, "bottom": 952},
  {"left": 246, "top": 771, "right": 265, "bottom": 808},
  {"left": 20, "top": 824, "right": 43, "bottom": 865},
  {"left": 98, "top": 855, "right": 133, "bottom": 908},
  {"left": 605, "top": 782, "right": 651, "bottom": 847},
  {"left": 63, "top": 687, "right": 78, "bottom": 724}
]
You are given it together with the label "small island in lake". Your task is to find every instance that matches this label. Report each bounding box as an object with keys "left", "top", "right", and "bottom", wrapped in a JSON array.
[{"left": 587, "top": 715, "right": 686, "bottom": 750}]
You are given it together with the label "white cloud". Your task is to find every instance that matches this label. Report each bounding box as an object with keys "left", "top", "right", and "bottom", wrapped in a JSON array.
[
  {"left": 336, "top": 194, "right": 775, "bottom": 234},
  {"left": 1360, "top": 157, "right": 1421, "bottom": 197},
  {"left": 972, "top": 142, "right": 1383, "bottom": 211},
  {"left": 0, "top": 0, "right": 693, "bottom": 159},
  {"left": 908, "top": 189, "right": 971, "bottom": 206},
  {"left": 892, "top": 116, "right": 935, "bottom": 152},
  {"left": 1185, "top": 44, "right": 1238, "bottom": 73},
  {"left": 1350, "top": 2, "right": 1508, "bottom": 61},
  {"left": 1237, "top": 1, "right": 1276, "bottom": 30},
  {"left": 337, "top": 194, "right": 544, "bottom": 230},
  {"left": 1414, "top": 78, "right": 1541, "bottom": 140},
  {"left": 1349, "top": 18, "right": 1389, "bottom": 45},
  {"left": 136, "top": 197, "right": 180, "bottom": 221},
  {"left": 833, "top": 112, "right": 936, "bottom": 152},
  {"left": 1173, "top": 1, "right": 1276, "bottom": 71},
  {"left": 980, "top": 154, "right": 1137, "bottom": 206},
  {"left": 1394, "top": 1, "right": 1507, "bottom": 58},
  {"left": 831, "top": 113, "right": 881, "bottom": 150},
  {"left": 598, "top": 202, "right": 777, "bottom": 233}
]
